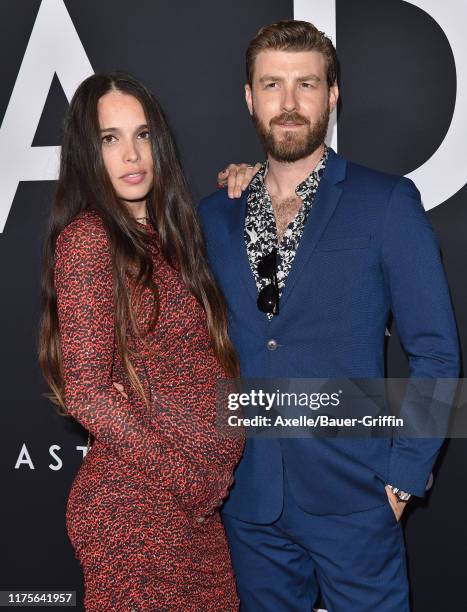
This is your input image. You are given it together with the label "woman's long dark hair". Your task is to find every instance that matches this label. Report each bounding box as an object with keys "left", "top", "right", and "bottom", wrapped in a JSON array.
[{"left": 39, "top": 72, "right": 239, "bottom": 414}]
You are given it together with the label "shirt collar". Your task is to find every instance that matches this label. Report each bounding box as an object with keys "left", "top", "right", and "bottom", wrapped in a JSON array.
[{"left": 249, "top": 144, "right": 329, "bottom": 197}]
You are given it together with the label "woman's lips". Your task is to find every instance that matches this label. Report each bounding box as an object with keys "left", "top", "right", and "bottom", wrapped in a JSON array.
[{"left": 121, "top": 171, "right": 147, "bottom": 185}]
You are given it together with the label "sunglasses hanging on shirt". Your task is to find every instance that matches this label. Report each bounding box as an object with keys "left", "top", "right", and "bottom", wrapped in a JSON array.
[{"left": 257, "top": 247, "right": 280, "bottom": 315}]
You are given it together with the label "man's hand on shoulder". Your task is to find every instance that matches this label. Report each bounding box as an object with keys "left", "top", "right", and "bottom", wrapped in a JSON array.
[{"left": 217, "top": 162, "right": 262, "bottom": 199}]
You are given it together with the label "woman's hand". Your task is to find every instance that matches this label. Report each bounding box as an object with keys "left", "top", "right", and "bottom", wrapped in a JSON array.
[
  {"left": 113, "top": 382, "right": 128, "bottom": 399},
  {"left": 196, "top": 475, "right": 235, "bottom": 523},
  {"left": 217, "top": 163, "right": 262, "bottom": 199}
]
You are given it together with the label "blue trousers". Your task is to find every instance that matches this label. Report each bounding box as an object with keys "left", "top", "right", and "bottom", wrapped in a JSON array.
[{"left": 222, "top": 468, "right": 410, "bottom": 611}]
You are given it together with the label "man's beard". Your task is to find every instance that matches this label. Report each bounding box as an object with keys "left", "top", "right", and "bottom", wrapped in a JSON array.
[{"left": 252, "top": 106, "right": 330, "bottom": 163}]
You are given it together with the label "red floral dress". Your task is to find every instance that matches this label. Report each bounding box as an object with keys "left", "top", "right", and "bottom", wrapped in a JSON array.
[{"left": 54, "top": 210, "right": 244, "bottom": 611}]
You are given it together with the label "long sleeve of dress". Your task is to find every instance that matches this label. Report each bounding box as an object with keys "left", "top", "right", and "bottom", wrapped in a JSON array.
[{"left": 54, "top": 215, "right": 231, "bottom": 517}]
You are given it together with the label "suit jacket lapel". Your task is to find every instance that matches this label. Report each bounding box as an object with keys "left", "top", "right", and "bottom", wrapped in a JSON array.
[
  {"left": 226, "top": 190, "right": 260, "bottom": 306},
  {"left": 278, "top": 150, "right": 347, "bottom": 311}
]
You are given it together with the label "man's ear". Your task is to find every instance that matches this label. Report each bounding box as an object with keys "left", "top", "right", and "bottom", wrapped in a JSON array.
[
  {"left": 245, "top": 83, "right": 253, "bottom": 116},
  {"left": 328, "top": 82, "right": 339, "bottom": 114}
]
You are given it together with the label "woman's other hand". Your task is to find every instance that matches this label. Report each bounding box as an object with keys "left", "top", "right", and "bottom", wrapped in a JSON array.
[
  {"left": 113, "top": 382, "right": 128, "bottom": 399},
  {"left": 217, "top": 163, "right": 262, "bottom": 199},
  {"left": 196, "top": 475, "right": 235, "bottom": 523}
]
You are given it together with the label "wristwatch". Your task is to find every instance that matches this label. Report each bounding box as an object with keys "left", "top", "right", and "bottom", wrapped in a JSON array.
[{"left": 388, "top": 485, "right": 412, "bottom": 503}]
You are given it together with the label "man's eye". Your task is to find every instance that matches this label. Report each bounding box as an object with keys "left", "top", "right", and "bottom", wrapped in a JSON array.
[
  {"left": 102, "top": 134, "right": 116, "bottom": 145},
  {"left": 265, "top": 82, "right": 278, "bottom": 89},
  {"left": 301, "top": 82, "right": 315, "bottom": 88}
]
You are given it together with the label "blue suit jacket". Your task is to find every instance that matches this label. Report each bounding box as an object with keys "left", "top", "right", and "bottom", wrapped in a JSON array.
[{"left": 198, "top": 148, "right": 460, "bottom": 522}]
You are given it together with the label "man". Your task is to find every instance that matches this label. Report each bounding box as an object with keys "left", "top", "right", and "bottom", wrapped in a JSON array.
[{"left": 198, "top": 20, "right": 459, "bottom": 611}]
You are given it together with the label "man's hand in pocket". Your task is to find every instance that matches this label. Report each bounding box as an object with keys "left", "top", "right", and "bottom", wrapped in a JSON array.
[{"left": 385, "top": 485, "right": 408, "bottom": 522}]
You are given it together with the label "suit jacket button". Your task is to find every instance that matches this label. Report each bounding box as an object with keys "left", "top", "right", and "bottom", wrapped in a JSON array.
[{"left": 267, "top": 339, "right": 278, "bottom": 351}]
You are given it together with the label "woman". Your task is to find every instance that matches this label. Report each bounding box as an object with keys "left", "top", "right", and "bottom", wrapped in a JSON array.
[{"left": 38, "top": 72, "right": 244, "bottom": 611}]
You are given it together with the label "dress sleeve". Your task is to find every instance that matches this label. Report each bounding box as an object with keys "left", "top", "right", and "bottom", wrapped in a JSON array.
[{"left": 54, "top": 216, "right": 229, "bottom": 517}]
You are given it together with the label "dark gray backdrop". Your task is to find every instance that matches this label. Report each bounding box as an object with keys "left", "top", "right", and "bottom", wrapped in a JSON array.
[{"left": 1, "top": 1, "right": 466, "bottom": 610}]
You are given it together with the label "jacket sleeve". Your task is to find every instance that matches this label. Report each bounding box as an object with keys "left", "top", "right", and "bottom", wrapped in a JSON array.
[
  {"left": 381, "top": 177, "right": 460, "bottom": 496},
  {"left": 54, "top": 216, "right": 231, "bottom": 516}
]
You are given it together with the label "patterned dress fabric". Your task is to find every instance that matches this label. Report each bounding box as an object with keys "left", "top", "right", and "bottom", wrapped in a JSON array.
[
  {"left": 54, "top": 210, "right": 244, "bottom": 611},
  {"left": 245, "top": 146, "right": 328, "bottom": 319}
]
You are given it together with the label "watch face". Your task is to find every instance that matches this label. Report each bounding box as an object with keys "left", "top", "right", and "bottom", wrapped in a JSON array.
[
  {"left": 397, "top": 491, "right": 411, "bottom": 501},
  {"left": 389, "top": 486, "right": 410, "bottom": 501}
]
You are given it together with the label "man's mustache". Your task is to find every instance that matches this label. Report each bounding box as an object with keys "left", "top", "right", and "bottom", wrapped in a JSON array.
[{"left": 270, "top": 112, "right": 310, "bottom": 127}]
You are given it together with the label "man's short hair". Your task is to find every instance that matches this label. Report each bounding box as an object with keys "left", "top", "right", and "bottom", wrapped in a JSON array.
[{"left": 246, "top": 20, "right": 338, "bottom": 88}]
